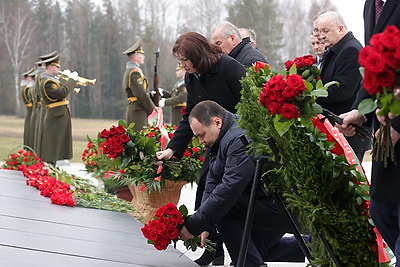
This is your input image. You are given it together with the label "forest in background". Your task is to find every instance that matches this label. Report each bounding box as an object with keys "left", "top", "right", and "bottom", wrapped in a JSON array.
[{"left": 0, "top": 0, "right": 336, "bottom": 119}]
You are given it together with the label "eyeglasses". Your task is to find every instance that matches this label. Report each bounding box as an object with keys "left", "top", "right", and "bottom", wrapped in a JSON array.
[{"left": 313, "top": 28, "right": 330, "bottom": 35}]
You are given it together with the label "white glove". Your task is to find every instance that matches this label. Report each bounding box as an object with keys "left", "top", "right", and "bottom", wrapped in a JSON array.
[
  {"left": 150, "top": 89, "right": 164, "bottom": 97},
  {"left": 63, "top": 69, "right": 71, "bottom": 76},
  {"left": 158, "top": 98, "right": 166, "bottom": 108},
  {"left": 69, "top": 71, "right": 79, "bottom": 81}
]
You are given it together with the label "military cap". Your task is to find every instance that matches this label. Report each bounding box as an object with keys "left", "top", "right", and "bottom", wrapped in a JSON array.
[
  {"left": 22, "top": 67, "right": 35, "bottom": 77},
  {"left": 122, "top": 39, "right": 144, "bottom": 55},
  {"left": 41, "top": 54, "right": 61, "bottom": 67},
  {"left": 35, "top": 50, "right": 58, "bottom": 65}
]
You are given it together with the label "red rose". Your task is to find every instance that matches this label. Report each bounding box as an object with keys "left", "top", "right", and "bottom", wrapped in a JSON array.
[
  {"left": 369, "top": 33, "right": 385, "bottom": 53},
  {"left": 395, "top": 46, "right": 400, "bottom": 60},
  {"left": 381, "top": 32, "right": 400, "bottom": 51},
  {"left": 116, "top": 125, "right": 126, "bottom": 134},
  {"left": 268, "top": 74, "right": 285, "bottom": 92},
  {"left": 254, "top": 61, "right": 268, "bottom": 72},
  {"left": 280, "top": 103, "right": 300, "bottom": 119},
  {"left": 359, "top": 47, "right": 386, "bottom": 73},
  {"left": 259, "top": 83, "right": 271, "bottom": 107},
  {"left": 286, "top": 74, "right": 306, "bottom": 93},
  {"left": 383, "top": 25, "right": 400, "bottom": 35},
  {"left": 363, "top": 69, "right": 382, "bottom": 95},
  {"left": 376, "top": 68, "right": 396, "bottom": 87},
  {"left": 266, "top": 101, "right": 282, "bottom": 114},
  {"left": 285, "top": 60, "right": 294, "bottom": 70},
  {"left": 99, "top": 129, "right": 109, "bottom": 138},
  {"left": 384, "top": 50, "right": 400, "bottom": 69}
]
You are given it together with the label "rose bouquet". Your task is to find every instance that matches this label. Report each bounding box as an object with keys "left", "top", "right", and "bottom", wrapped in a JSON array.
[
  {"left": 88, "top": 120, "right": 205, "bottom": 192},
  {"left": 237, "top": 58, "right": 389, "bottom": 266},
  {"left": 141, "top": 202, "right": 214, "bottom": 252},
  {"left": 358, "top": 25, "right": 400, "bottom": 166}
]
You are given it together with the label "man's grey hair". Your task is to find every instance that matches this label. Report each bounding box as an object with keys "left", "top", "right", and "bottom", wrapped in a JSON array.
[
  {"left": 213, "top": 21, "right": 242, "bottom": 40},
  {"left": 238, "top": 27, "right": 256, "bottom": 42},
  {"left": 314, "top": 11, "right": 347, "bottom": 29}
]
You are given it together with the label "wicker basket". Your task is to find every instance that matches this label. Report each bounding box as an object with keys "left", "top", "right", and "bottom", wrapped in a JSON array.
[
  {"left": 115, "top": 186, "right": 134, "bottom": 202},
  {"left": 129, "top": 180, "right": 187, "bottom": 224}
]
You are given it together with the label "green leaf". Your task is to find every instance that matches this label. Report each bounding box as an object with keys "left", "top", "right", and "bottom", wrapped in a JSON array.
[
  {"left": 390, "top": 99, "right": 400, "bottom": 116},
  {"left": 289, "top": 63, "right": 297, "bottom": 75},
  {"left": 359, "top": 67, "right": 364, "bottom": 77},
  {"left": 358, "top": 98, "right": 377, "bottom": 115},
  {"left": 118, "top": 120, "right": 127, "bottom": 127},
  {"left": 323, "top": 80, "right": 339, "bottom": 88},
  {"left": 273, "top": 118, "right": 290, "bottom": 136},
  {"left": 311, "top": 103, "right": 323, "bottom": 115},
  {"left": 310, "top": 89, "right": 328, "bottom": 97},
  {"left": 315, "top": 79, "right": 324, "bottom": 89},
  {"left": 179, "top": 204, "right": 188, "bottom": 218}
]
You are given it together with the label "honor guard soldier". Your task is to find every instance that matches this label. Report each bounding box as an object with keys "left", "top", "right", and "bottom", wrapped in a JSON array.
[
  {"left": 38, "top": 54, "right": 78, "bottom": 164},
  {"left": 158, "top": 63, "right": 187, "bottom": 126},
  {"left": 33, "top": 50, "right": 58, "bottom": 155},
  {"left": 21, "top": 68, "right": 36, "bottom": 148},
  {"left": 122, "top": 40, "right": 155, "bottom": 131}
]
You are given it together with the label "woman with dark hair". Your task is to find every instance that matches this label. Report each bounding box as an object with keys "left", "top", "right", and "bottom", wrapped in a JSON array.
[{"left": 156, "top": 31, "right": 246, "bottom": 265}]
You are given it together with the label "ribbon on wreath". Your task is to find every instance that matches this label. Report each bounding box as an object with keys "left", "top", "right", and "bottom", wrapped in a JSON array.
[
  {"left": 317, "top": 114, "right": 391, "bottom": 263},
  {"left": 148, "top": 107, "right": 171, "bottom": 181}
]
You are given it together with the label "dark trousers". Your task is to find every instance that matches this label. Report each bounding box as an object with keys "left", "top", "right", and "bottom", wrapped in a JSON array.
[
  {"left": 370, "top": 198, "right": 400, "bottom": 266},
  {"left": 217, "top": 202, "right": 305, "bottom": 267}
]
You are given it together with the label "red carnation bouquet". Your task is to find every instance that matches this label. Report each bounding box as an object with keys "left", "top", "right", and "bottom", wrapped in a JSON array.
[
  {"left": 141, "top": 203, "right": 215, "bottom": 252},
  {"left": 358, "top": 25, "right": 400, "bottom": 166}
]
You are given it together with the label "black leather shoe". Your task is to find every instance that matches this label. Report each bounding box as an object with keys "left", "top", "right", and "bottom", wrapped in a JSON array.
[{"left": 194, "top": 235, "right": 224, "bottom": 266}]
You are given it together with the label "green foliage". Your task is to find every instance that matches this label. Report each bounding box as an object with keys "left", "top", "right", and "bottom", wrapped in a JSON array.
[
  {"left": 237, "top": 64, "right": 385, "bottom": 266},
  {"left": 84, "top": 121, "right": 205, "bottom": 193}
]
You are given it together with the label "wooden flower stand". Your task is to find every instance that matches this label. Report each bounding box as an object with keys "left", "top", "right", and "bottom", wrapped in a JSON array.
[{"left": 128, "top": 180, "right": 187, "bottom": 224}]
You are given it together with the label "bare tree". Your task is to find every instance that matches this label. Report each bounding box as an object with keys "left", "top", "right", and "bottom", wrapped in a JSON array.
[
  {"left": 280, "top": 0, "right": 311, "bottom": 61},
  {"left": 0, "top": 0, "right": 35, "bottom": 116}
]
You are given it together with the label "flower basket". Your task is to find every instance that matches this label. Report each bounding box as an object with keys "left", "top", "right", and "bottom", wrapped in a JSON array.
[
  {"left": 129, "top": 180, "right": 187, "bottom": 224},
  {"left": 115, "top": 186, "right": 133, "bottom": 202}
]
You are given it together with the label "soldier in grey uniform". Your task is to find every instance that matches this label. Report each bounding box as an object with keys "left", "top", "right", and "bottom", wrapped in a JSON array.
[
  {"left": 38, "top": 54, "right": 78, "bottom": 164},
  {"left": 122, "top": 40, "right": 155, "bottom": 131},
  {"left": 21, "top": 68, "right": 35, "bottom": 149},
  {"left": 158, "top": 63, "right": 187, "bottom": 126},
  {"left": 33, "top": 50, "right": 58, "bottom": 155}
]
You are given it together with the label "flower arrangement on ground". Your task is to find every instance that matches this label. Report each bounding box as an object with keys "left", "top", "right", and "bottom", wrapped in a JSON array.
[
  {"left": 358, "top": 25, "right": 400, "bottom": 166},
  {"left": 88, "top": 119, "right": 205, "bottom": 192},
  {"left": 141, "top": 202, "right": 214, "bottom": 252},
  {"left": 237, "top": 57, "right": 390, "bottom": 266},
  {"left": 2, "top": 149, "right": 132, "bottom": 212}
]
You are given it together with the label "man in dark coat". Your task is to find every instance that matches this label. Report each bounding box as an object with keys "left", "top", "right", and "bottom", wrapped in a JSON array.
[
  {"left": 313, "top": 11, "right": 372, "bottom": 161},
  {"left": 338, "top": 0, "right": 400, "bottom": 263},
  {"left": 212, "top": 21, "right": 267, "bottom": 67},
  {"left": 179, "top": 100, "right": 305, "bottom": 267}
]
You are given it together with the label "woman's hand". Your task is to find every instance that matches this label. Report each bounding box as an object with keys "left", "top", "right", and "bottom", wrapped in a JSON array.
[{"left": 156, "top": 148, "right": 175, "bottom": 161}]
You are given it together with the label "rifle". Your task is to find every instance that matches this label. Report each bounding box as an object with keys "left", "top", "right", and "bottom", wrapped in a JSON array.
[{"left": 153, "top": 48, "right": 161, "bottom": 106}]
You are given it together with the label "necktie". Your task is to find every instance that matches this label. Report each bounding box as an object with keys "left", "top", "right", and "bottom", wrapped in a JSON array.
[{"left": 375, "top": 0, "right": 384, "bottom": 23}]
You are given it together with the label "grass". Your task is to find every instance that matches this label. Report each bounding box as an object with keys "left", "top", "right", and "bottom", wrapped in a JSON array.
[{"left": 0, "top": 115, "right": 118, "bottom": 163}]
